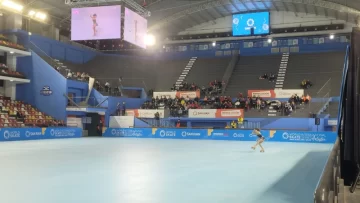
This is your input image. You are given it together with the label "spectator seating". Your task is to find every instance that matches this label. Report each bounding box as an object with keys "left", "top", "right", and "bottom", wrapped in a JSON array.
[
  {"left": 0, "top": 96, "right": 64, "bottom": 127},
  {"left": 0, "top": 64, "right": 26, "bottom": 79},
  {"left": 0, "top": 34, "right": 26, "bottom": 51},
  {"left": 224, "top": 55, "right": 282, "bottom": 96},
  {"left": 184, "top": 57, "right": 231, "bottom": 88},
  {"left": 67, "top": 55, "right": 189, "bottom": 91},
  {"left": 283, "top": 52, "right": 345, "bottom": 96}
]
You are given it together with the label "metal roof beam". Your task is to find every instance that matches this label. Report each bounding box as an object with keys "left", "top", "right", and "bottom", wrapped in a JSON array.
[
  {"left": 149, "top": 0, "right": 360, "bottom": 32},
  {"left": 229, "top": 0, "right": 240, "bottom": 12}
]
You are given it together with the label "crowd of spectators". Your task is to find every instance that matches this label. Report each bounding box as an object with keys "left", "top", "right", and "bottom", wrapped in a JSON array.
[
  {"left": 170, "top": 79, "right": 225, "bottom": 96},
  {"left": 140, "top": 92, "right": 312, "bottom": 117}
]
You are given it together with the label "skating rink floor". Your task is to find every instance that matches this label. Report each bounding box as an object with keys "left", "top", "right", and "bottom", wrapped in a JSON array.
[{"left": 0, "top": 138, "right": 333, "bottom": 203}]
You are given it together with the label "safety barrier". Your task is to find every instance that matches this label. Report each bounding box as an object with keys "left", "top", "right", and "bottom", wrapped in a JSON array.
[
  {"left": 0, "top": 127, "right": 83, "bottom": 142},
  {"left": 103, "top": 128, "right": 337, "bottom": 144}
]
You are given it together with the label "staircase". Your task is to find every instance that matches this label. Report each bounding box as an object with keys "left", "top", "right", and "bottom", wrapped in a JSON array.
[
  {"left": 275, "top": 52, "right": 289, "bottom": 89},
  {"left": 176, "top": 57, "right": 197, "bottom": 88},
  {"left": 266, "top": 53, "right": 289, "bottom": 116}
]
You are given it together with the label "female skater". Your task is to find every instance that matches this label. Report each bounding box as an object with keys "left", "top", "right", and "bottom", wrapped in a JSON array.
[
  {"left": 251, "top": 128, "right": 265, "bottom": 152},
  {"left": 90, "top": 14, "right": 98, "bottom": 36}
]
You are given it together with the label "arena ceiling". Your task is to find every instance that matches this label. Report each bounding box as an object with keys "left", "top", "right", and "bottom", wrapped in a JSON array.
[{"left": 27, "top": 0, "right": 360, "bottom": 36}]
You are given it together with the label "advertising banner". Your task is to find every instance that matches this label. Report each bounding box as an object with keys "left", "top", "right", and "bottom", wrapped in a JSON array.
[
  {"left": 109, "top": 116, "right": 134, "bottom": 128},
  {"left": 247, "top": 89, "right": 304, "bottom": 98},
  {"left": 103, "top": 128, "right": 337, "bottom": 144},
  {"left": 153, "top": 91, "right": 200, "bottom": 99},
  {"left": 189, "top": 109, "right": 244, "bottom": 118},
  {"left": 0, "top": 127, "right": 83, "bottom": 142},
  {"left": 153, "top": 92, "right": 177, "bottom": 99},
  {"left": 126, "top": 109, "right": 165, "bottom": 118},
  {"left": 175, "top": 90, "right": 200, "bottom": 99}
]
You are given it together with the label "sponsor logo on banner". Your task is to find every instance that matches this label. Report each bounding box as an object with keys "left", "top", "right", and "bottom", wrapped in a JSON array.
[
  {"left": 189, "top": 109, "right": 216, "bottom": 118},
  {"left": 40, "top": 86, "right": 53, "bottom": 96},
  {"left": 177, "top": 91, "right": 199, "bottom": 99},
  {"left": 281, "top": 132, "right": 326, "bottom": 142},
  {"left": 212, "top": 132, "right": 229, "bottom": 137},
  {"left": 25, "top": 131, "right": 42, "bottom": 137},
  {"left": 233, "top": 133, "right": 245, "bottom": 138},
  {"left": 219, "top": 110, "right": 242, "bottom": 117},
  {"left": 248, "top": 89, "right": 304, "bottom": 98},
  {"left": 274, "top": 89, "right": 304, "bottom": 98},
  {"left": 250, "top": 90, "right": 273, "bottom": 98},
  {"left": 111, "top": 129, "right": 143, "bottom": 137},
  {"left": 50, "top": 129, "right": 77, "bottom": 137},
  {"left": 159, "top": 130, "right": 176, "bottom": 137},
  {"left": 181, "top": 131, "right": 201, "bottom": 137},
  {"left": 127, "top": 109, "right": 165, "bottom": 118},
  {"left": 153, "top": 92, "right": 177, "bottom": 99},
  {"left": 3, "top": 130, "right": 21, "bottom": 139}
]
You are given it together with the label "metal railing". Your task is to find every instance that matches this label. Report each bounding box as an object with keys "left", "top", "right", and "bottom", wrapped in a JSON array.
[{"left": 314, "top": 138, "right": 340, "bottom": 203}]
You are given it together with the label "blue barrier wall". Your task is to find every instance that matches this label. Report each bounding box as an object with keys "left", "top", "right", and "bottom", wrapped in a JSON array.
[
  {"left": 16, "top": 51, "right": 67, "bottom": 120},
  {"left": 67, "top": 80, "right": 89, "bottom": 104},
  {"left": 89, "top": 89, "right": 108, "bottom": 107},
  {"left": 134, "top": 118, "right": 151, "bottom": 128},
  {"left": 0, "top": 127, "right": 82, "bottom": 142},
  {"left": 142, "top": 117, "right": 327, "bottom": 131},
  {"left": 103, "top": 128, "right": 337, "bottom": 144},
  {"left": 30, "top": 34, "right": 97, "bottom": 63}
]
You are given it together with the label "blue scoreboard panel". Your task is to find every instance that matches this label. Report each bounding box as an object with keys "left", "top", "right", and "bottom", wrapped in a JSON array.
[{"left": 232, "top": 11, "right": 270, "bottom": 36}]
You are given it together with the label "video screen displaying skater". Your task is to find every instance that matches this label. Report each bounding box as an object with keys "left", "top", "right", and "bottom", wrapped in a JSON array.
[
  {"left": 123, "top": 7, "right": 148, "bottom": 49},
  {"left": 71, "top": 6, "right": 121, "bottom": 41}
]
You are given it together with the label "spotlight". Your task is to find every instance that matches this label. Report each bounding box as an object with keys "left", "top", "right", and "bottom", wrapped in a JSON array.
[
  {"left": 267, "top": 38, "right": 272, "bottom": 43},
  {"left": 28, "top": 32, "right": 32, "bottom": 35},
  {"left": 28, "top": 10, "right": 36, "bottom": 16},
  {"left": 145, "top": 34, "right": 156, "bottom": 46},
  {"left": 212, "top": 42, "right": 216, "bottom": 47},
  {"left": 329, "top": 34, "right": 335, "bottom": 40},
  {"left": 10, "top": 80, "right": 13, "bottom": 82},
  {"left": 1, "top": 0, "right": 23, "bottom": 12},
  {"left": 9, "top": 51, "right": 14, "bottom": 54}
]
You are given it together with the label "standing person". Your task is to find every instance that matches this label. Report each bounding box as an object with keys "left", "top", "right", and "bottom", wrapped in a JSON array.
[
  {"left": 154, "top": 112, "right": 160, "bottom": 127},
  {"left": 121, "top": 102, "right": 126, "bottom": 116},
  {"left": 251, "top": 128, "right": 265, "bottom": 152},
  {"left": 90, "top": 14, "right": 98, "bottom": 36}
]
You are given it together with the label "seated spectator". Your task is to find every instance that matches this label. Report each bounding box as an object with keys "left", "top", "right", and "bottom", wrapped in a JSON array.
[
  {"left": 259, "top": 74, "right": 268, "bottom": 80},
  {"left": 67, "top": 71, "right": 72, "bottom": 79},
  {"left": 269, "top": 73, "right": 276, "bottom": 82},
  {"left": 176, "top": 119, "right": 181, "bottom": 128},
  {"left": 231, "top": 120, "right": 237, "bottom": 128},
  {"left": 301, "top": 79, "right": 312, "bottom": 89}
]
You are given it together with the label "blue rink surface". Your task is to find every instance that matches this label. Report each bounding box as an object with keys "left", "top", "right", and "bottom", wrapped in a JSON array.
[{"left": 0, "top": 138, "right": 333, "bottom": 203}]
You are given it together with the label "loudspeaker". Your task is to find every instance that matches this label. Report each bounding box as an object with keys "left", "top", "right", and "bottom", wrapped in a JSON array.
[{"left": 315, "top": 118, "right": 320, "bottom": 125}]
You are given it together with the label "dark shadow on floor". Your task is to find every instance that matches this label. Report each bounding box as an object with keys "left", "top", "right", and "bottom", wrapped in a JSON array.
[{"left": 256, "top": 151, "right": 330, "bottom": 203}]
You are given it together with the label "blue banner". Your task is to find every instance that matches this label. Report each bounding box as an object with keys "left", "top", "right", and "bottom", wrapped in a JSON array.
[
  {"left": 0, "top": 127, "right": 82, "bottom": 142},
  {"left": 103, "top": 128, "right": 337, "bottom": 144}
]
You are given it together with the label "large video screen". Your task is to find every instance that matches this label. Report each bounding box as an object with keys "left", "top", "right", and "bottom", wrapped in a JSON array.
[
  {"left": 232, "top": 12, "right": 270, "bottom": 36},
  {"left": 71, "top": 6, "right": 121, "bottom": 41},
  {"left": 124, "top": 8, "right": 148, "bottom": 49}
]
